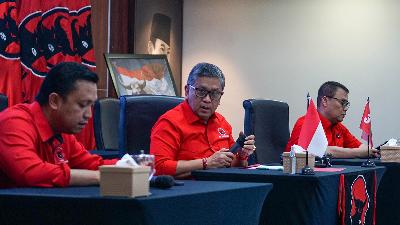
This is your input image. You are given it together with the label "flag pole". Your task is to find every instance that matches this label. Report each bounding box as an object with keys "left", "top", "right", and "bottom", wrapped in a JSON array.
[
  {"left": 302, "top": 92, "right": 315, "bottom": 175},
  {"left": 362, "top": 97, "right": 375, "bottom": 167}
]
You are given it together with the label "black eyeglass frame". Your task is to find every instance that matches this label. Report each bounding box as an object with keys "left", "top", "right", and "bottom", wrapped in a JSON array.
[
  {"left": 189, "top": 85, "right": 224, "bottom": 101},
  {"left": 326, "top": 96, "right": 350, "bottom": 109}
]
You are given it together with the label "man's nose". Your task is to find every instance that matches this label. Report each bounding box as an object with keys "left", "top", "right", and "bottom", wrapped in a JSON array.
[{"left": 84, "top": 106, "right": 92, "bottom": 119}]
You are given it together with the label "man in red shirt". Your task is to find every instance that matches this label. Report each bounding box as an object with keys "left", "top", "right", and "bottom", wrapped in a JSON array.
[
  {"left": 0, "top": 62, "right": 116, "bottom": 188},
  {"left": 150, "top": 63, "right": 256, "bottom": 178},
  {"left": 285, "top": 81, "right": 378, "bottom": 158}
]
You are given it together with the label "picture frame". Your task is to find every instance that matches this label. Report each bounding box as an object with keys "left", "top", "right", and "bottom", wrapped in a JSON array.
[
  {"left": 133, "top": 0, "right": 182, "bottom": 96},
  {"left": 104, "top": 54, "right": 177, "bottom": 97}
]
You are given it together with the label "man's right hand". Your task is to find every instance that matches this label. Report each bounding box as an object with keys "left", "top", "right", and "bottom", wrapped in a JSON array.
[{"left": 206, "top": 149, "right": 235, "bottom": 168}]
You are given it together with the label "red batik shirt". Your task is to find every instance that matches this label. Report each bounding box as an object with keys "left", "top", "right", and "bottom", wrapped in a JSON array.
[
  {"left": 285, "top": 112, "right": 361, "bottom": 152},
  {"left": 0, "top": 101, "right": 116, "bottom": 188},
  {"left": 150, "top": 100, "right": 235, "bottom": 176}
]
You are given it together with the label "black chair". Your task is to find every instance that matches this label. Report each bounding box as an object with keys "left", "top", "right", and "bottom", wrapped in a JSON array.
[
  {"left": 243, "top": 99, "right": 290, "bottom": 165},
  {"left": 0, "top": 93, "right": 8, "bottom": 112},
  {"left": 91, "top": 98, "right": 120, "bottom": 159},
  {"left": 119, "top": 95, "right": 184, "bottom": 156}
]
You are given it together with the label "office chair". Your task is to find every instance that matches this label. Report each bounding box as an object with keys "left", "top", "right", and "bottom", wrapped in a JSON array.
[
  {"left": 0, "top": 93, "right": 8, "bottom": 112},
  {"left": 119, "top": 95, "right": 184, "bottom": 156},
  {"left": 243, "top": 99, "right": 290, "bottom": 164},
  {"left": 92, "top": 98, "right": 120, "bottom": 159}
]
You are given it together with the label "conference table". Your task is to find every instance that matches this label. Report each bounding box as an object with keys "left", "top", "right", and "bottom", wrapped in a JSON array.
[
  {"left": 0, "top": 180, "right": 272, "bottom": 225},
  {"left": 192, "top": 166, "right": 385, "bottom": 225},
  {"left": 332, "top": 158, "right": 400, "bottom": 225}
]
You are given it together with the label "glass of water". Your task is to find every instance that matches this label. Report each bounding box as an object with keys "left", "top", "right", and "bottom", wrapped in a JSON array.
[{"left": 131, "top": 150, "right": 155, "bottom": 180}]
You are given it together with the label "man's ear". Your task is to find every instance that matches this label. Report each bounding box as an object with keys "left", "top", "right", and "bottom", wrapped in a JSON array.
[
  {"left": 48, "top": 93, "right": 61, "bottom": 110},
  {"left": 321, "top": 96, "right": 329, "bottom": 108},
  {"left": 147, "top": 40, "right": 154, "bottom": 54},
  {"left": 184, "top": 85, "right": 189, "bottom": 99}
]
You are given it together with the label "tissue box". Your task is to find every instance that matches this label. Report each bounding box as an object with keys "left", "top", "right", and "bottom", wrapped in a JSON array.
[
  {"left": 380, "top": 146, "right": 400, "bottom": 162},
  {"left": 282, "top": 152, "right": 315, "bottom": 174},
  {"left": 99, "top": 165, "right": 150, "bottom": 197}
]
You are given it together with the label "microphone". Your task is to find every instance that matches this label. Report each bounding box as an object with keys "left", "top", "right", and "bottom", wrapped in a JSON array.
[
  {"left": 149, "top": 175, "right": 184, "bottom": 189},
  {"left": 229, "top": 133, "right": 246, "bottom": 154}
]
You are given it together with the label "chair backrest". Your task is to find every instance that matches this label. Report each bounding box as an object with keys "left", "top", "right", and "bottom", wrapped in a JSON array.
[
  {"left": 0, "top": 93, "right": 8, "bottom": 112},
  {"left": 119, "top": 95, "right": 184, "bottom": 156},
  {"left": 243, "top": 99, "right": 290, "bottom": 164},
  {"left": 93, "top": 98, "right": 120, "bottom": 150}
]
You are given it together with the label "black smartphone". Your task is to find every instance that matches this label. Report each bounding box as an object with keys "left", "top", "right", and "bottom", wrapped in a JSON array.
[{"left": 229, "top": 133, "right": 246, "bottom": 154}]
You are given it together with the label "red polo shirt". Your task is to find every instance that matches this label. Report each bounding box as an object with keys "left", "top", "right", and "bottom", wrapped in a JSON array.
[
  {"left": 285, "top": 112, "right": 361, "bottom": 152},
  {"left": 150, "top": 100, "right": 235, "bottom": 176},
  {"left": 0, "top": 102, "right": 116, "bottom": 188}
]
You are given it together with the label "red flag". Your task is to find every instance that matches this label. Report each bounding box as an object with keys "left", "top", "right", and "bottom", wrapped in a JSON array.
[
  {"left": 298, "top": 99, "right": 328, "bottom": 157},
  {"left": 360, "top": 100, "right": 373, "bottom": 147}
]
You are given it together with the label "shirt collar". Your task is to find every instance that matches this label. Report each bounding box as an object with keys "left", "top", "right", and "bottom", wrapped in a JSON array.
[
  {"left": 30, "top": 101, "right": 57, "bottom": 143},
  {"left": 182, "top": 100, "right": 216, "bottom": 124},
  {"left": 318, "top": 111, "right": 335, "bottom": 130}
]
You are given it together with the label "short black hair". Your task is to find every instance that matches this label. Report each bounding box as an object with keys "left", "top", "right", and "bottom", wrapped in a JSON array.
[
  {"left": 187, "top": 62, "right": 225, "bottom": 90},
  {"left": 317, "top": 81, "right": 349, "bottom": 107},
  {"left": 36, "top": 62, "right": 98, "bottom": 105}
]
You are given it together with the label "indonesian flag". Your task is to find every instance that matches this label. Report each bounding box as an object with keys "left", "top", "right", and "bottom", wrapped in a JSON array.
[
  {"left": 298, "top": 99, "right": 328, "bottom": 157},
  {"left": 360, "top": 100, "right": 373, "bottom": 147}
]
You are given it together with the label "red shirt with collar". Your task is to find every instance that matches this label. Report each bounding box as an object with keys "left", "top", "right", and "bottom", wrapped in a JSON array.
[
  {"left": 150, "top": 100, "right": 235, "bottom": 176},
  {"left": 285, "top": 112, "right": 361, "bottom": 152},
  {"left": 0, "top": 102, "right": 117, "bottom": 188}
]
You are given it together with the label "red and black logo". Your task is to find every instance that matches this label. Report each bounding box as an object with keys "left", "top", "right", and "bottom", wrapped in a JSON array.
[
  {"left": 0, "top": 0, "right": 19, "bottom": 59},
  {"left": 19, "top": 5, "right": 95, "bottom": 78},
  {"left": 350, "top": 175, "right": 370, "bottom": 225}
]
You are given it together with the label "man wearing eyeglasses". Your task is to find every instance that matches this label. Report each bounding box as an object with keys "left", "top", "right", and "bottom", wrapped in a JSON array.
[
  {"left": 285, "top": 81, "right": 379, "bottom": 158},
  {"left": 150, "top": 62, "right": 256, "bottom": 178}
]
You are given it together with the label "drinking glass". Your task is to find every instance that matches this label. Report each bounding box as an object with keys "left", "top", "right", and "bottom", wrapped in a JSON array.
[{"left": 131, "top": 150, "right": 155, "bottom": 180}]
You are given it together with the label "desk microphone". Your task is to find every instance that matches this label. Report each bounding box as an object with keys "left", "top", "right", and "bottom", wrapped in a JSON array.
[{"left": 149, "top": 175, "right": 184, "bottom": 189}]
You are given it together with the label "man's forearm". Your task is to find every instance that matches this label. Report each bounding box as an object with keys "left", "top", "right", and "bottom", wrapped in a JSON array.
[{"left": 69, "top": 169, "right": 100, "bottom": 186}]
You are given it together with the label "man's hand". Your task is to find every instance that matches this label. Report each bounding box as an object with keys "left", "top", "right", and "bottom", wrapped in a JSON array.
[
  {"left": 241, "top": 132, "right": 256, "bottom": 157},
  {"left": 207, "top": 149, "right": 235, "bottom": 168}
]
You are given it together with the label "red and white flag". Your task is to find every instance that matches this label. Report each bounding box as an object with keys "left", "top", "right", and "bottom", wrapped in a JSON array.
[
  {"left": 360, "top": 100, "right": 373, "bottom": 147},
  {"left": 298, "top": 99, "right": 328, "bottom": 157}
]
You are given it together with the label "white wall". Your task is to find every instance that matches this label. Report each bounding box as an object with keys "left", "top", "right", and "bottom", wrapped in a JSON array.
[{"left": 183, "top": 0, "right": 400, "bottom": 145}]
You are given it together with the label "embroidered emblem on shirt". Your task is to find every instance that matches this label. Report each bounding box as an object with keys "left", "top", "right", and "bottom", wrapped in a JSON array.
[{"left": 217, "top": 127, "right": 229, "bottom": 138}]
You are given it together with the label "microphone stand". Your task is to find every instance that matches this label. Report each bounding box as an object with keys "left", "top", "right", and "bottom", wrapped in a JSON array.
[
  {"left": 361, "top": 97, "right": 375, "bottom": 167},
  {"left": 302, "top": 92, "right": 315, "bottom": 175}
]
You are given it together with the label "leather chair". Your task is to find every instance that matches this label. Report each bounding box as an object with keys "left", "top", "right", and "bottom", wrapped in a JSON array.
[
  {"left": 92, "top": 98, "right": 120, "bottom": 159},
  {"left": 119, "top": 95, "right": 184, "bottom": 156},
  {"left": 243, "top": 99, "right": 290, "bottom": 164},
  {"left": 0, "top": 93, "right": 8, "bottom": 112}
]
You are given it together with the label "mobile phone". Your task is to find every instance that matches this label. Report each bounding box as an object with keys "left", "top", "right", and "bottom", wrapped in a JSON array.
[{"left": 229, "top": 133, "right": 246, "bottom": 154}]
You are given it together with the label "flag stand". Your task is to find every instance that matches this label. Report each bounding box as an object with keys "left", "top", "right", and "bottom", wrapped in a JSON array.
[
  {"left": 302, "top": 92, "right": 315, "bottom": 175},
  {"left": 361, "top": 97, "right": 375, "bottom": 167},
  {"left": 361, "top": 134, "right": 375, "bottom": 167}
]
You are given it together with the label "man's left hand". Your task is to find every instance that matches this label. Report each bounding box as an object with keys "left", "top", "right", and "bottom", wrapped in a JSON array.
[{"left": 240, "top": 132, "right": 256, "bottom": 156}]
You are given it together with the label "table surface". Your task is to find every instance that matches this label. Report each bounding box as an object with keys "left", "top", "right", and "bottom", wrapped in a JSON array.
[
  {"left": 192, "top": 165, "right": 385, "bottom": 225},
  {"left": 0, "top": 180, "right": 273, "bottom": 225}
]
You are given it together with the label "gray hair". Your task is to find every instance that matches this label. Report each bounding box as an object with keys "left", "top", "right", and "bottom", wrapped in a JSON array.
[{"left": 187, "top": 62, "right": 225, "bottom": 90}]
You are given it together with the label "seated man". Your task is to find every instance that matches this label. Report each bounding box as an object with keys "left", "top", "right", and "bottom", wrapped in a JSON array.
[
  {"left": 285, "top": 81, "right": 378, "bottom": 158},
  {"left": 150, "top": 62, "right": 256, "bottom": 178},
  {"left": 0, "top": 62, "right": 117, "bottom": 188}
]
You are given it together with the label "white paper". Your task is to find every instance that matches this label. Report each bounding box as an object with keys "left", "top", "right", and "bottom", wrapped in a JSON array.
[
  {"left": 386, "top": 138, "right": 398, "bottom": 147},
  {"left": 256, "top": 165, "right": 283, "bottom": 171},
  {"left": 115, "top": 154, "right": 140, "bottom": 168}
]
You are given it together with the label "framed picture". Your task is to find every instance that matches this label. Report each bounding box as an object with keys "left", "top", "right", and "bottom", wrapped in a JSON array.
[
  {"left": 104, "top": 54, "right": 177, "bottom": 97},
  {"left": 133, "top": 0, "right": 182, "bottom": 96}
]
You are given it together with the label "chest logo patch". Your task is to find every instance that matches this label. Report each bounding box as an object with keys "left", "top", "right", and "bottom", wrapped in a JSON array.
[{"left": 217, "top": 128, "right": 229, "bottom": 139}]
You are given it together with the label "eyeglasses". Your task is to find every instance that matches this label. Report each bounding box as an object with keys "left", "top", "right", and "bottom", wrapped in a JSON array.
[
  {"left": 189, "top": 85, "right": 223, "bottom": 100},
  {"left": 326, "top": 96, "right": 350, "bottom": 110}
]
